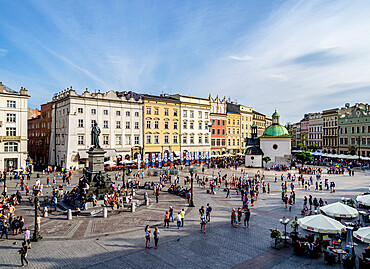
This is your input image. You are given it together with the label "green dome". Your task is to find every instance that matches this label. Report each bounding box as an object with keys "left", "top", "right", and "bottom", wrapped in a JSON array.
[
  {"left": 272, "top": 111, "right": 280, "bottom": 117},
  {"left": 262, "top": 124, "right": 289, "bottom": 137}
]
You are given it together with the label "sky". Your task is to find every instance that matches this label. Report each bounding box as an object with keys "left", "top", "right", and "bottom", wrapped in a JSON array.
[{"left": 1, "top": 0, "right": 370, "bottom": 124}]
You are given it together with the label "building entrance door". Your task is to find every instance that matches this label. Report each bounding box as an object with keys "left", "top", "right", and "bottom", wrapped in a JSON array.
[{"left": 4, "top": 158, "right": 18, "bottom": 170}]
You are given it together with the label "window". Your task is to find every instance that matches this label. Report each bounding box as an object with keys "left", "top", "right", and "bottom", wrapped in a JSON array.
[
  {"left": 173, "top": 135, "right": 178, "bottom": 144},
  {"left": 174, "top": 121, "right": 178, "bottom": 130},
  {"left": 164, "top": 121, "right": 169, "bottom": 129},
  {"left": 154, "top": 135, "right": 159, "bottom": 144},
  {"left": 228, "top": 128, "right": 230, "bottom": 134},
  {"left": 190, "top": 111, "right": 194, "bottom": 118},
  {"left": 198, "top": 111, "right": 202, "bottom": 118},
  {"left": 198, "top": 136, "right": 202, "bottom": 144},
  {"left": 78, "top": 119, "right": 84, "bottom": 128},
  {"left": 164, "top": 109, "right": 169, "bottom": 116},
  {"left": 183, "top": 110, "right": 188, "bottom": 117},
  {"left": 183, "top": 121, "right": 187, "bottom": 129},
  {"left": 125, "top": 136, "right": 131, "bottom": 145},
  {"left": 237, "top": 120, "right": 239, "bottom": 125},
  {"left": 217, "top": 129, "right": 220, "bottom": 135},
  {"left": 237, "top": 139, "right": 239, "bottom": 146},
  {"left": 233, "top": 128, "right": 235, "bottom": 134},
  {"left": 174, "top": 109, "right": 178, "bottom": 117},
  {"left": 273, "top": 144, "right": 278, "bottom": 150},
  {"left": 78, "top": 108, "right": 83, "bottom": 113},
  {"left": 147, "top": 120, "right": 152, "bottom": 129},
  {"left": 126, "top": 111, "right": 130, "bottom": 116},
  {"left": 78, "top": 135, "right": 84, "bottom": 145},
  {"left": 146, "top": 107, "right": 151, "bottom": 114},
  {"left": 135, "top": 112, "right": 139, "bottom": 117},
  {"left": 228, "top": 139, "right": 231, "bottom": 146},
  {"left": 233, "top": 139, "right": 235, "bottom": 146},
  {"left": 154, "top": 120, "right": 159, "bottom": 129},
  {"left": 205, "top": 112, "right": 208, "bottom": 119},
  {"left": 103, "top": 135, "right": 109, "bottom": 145},
  {"left": 228, "top": 119, "right": 230, "bottom": 124},
  {"left": 91, "top": 109, "right": 96, "bottom": 114},
  {"left": 126, "top": 122, "right": 130, "bottom": 129},
  {"left": 190, "top": 136, "right": 194, "bottom": 144},
  {"left": 237, "top": 128, "right": 239, "bottom": 135},
  {"left": 199, "top": 122, "right": 202, "bottom": 129},
  {"left": 104, "top": 120, "right": 108, "bottom": 128},
  {"left": 217, "top": 120, "right": 220, "bottom": 126},
  {"left": 222, "top": 139, "right": 226, "bottom": 146},
  {"left": 212, "top": 129, "right": 215, "bottom": 135},
  {"left": 91, "top": 120, "right": 96, "bottom": 127},
  {"left": 233, "top": 120, "right": 235, "bottom": 125},
  {"left": 134, "top": 136, "right": 139, "bottom": 145},
  {"left": 4, "top": 142, "right": 18, "bottom": 152},
  {"left": 116, "top": 111, "right": 120, "bottom": 116},
  {"left": 154, "top": 108, "right": 159, "bottom": 115},
  {"left": 164, "top": 135, "right": 169, "bottom": 144},
  {"left": 222, "top": 120, "right": 225, "bottom": 126},
  {"left": 116, "top": 121, "right": 121, "bottom": 128},
  {"left": 103, "top": 110, "right": 108, "bottom": 115},
  {"left": 183, "top": 135, "right": 187, "bottom": 144},
  {"left": 7, "top": 100, "right": 16, "bottom": 108},
  {"left": 6, "top": 127, "right": 16, "bottom": 136},
  {"left": 116, "top": 136, "right": 122, "bottom": 145},
  {"left": 222, "top": 129, "right": 225, "bottom": 135},
  {"left": 135, "top": 122, "right": 139, "bottom": 129},
  {"left": 211, "top": 139, "right": 215, "bottom": 146},
  {"left": 205, "top": 135, "right": 209, "bottom": 144},
  {"left": 217, "top": 139, "right": 221, "bottom": 146},
  {"left": 7, "top": 113, "right": 16, "bottom": 123},
  {"left": 190, "top": 122, "right": 194, "bottom": 129}
]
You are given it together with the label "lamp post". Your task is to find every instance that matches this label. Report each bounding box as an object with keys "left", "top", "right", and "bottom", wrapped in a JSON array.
[
  {"left": 189, "top": 169, "right": 195, "bottom": 207},
  {"left": 279, "top": 217, "right": 290, "bottom": 247},
  {"left": 32, "top": 189, "right": 42, "bottom": 241},
  {"left": 2, "top": 172, "right": 7, "bottom": 197}
]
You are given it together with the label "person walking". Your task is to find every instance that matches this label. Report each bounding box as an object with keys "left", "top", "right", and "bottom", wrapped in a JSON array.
[
  {"left": 19, "top": 242, "right": 29, "bottom": 267},
  {"left": 24, "top": 227, "right": 31, "bottom": 249},
  {"left": 176, "top": 212, "right": 182, "bottom": 229},
  {"left": 244, "top": 208, "right": 251, "bottom": 229},
  {"left": 226, "top": 187, "right": 231, "bottom": 198},
  {"left": 1, "top": 221, "right": 9, "bottom": 239},
  {"left": 180, "top": 209, "right": 185, "bottom": 227},
  {"left": 237, "top": 207, "right": 243, "bottom": 224},
  {"left": 200, "top": 212, "right": 207, "bottom": 233},
  {"left": 231, "top": 209, "right": 237, "bottom": 228},
  {"left": 145, "top": 225, "right": 151, "bottom": 248},
  {"left": 164, "top": 211, "right": 170, "bottom": 228},
  {"left": 169, "top": 206, "right": 174, "bottom": 222},
  {"left": 206, "top": 203, "right": 212, "bottom": 222},
  {"left": 153, "top": 227, "right": 160, "bottom": 249}
]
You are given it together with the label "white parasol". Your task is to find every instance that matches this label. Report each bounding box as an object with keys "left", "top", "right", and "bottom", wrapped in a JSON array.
[
  {"left": 356, "top": 195, "right": 370, "bottom": 206},
  {"left": 298, "top": 214, "right": 346, "bottom": 234},
  {"left": 354, "top": 227, "right": 370, "bottom": 243},
  {"left": 320, "top": 202, "right": 359, "bottom": 218}
]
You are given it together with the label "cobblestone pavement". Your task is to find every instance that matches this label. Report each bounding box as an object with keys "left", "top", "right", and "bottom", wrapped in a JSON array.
[{"left": 1, "top": 167, "right": 369, "bottom": 268}]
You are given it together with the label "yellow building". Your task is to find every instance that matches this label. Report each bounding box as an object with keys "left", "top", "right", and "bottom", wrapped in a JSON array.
[
  {"left": 240, "top": 105, "right": 253, "bottom": 152},
  {"left": 252, "top": 110, "right": 266, "bottom": 137},
  {"left": 142, "top": 95, "right": 181, "bottom": 155},
  {"left": 226, "top": 108, "right": 242, "bottom": 154}
]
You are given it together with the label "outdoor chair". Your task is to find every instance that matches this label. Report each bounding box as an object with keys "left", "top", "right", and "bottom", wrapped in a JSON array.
[
  {"left": 324, "top": 252, "right": 336, "bottom": 265},
  {"left": 358, "top": 256, "right": 370, "bottom": 269}
]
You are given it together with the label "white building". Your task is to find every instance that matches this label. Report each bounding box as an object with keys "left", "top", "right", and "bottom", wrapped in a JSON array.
[
  {"left": 308, "top": 112, "right": 323, "bottom": 149},
  {"left": 168, "top": 94, "right": 211, "bottom": 153},
  {"left": 0, "top": 82, "right": 29, "bottom": 170},
  {"left": 49, "top": 88, "right": 143, "bottom": 169}
]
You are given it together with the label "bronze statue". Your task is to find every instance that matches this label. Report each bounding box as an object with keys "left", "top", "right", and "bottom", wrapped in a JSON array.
[{"left": 91, "top": 122, "right": 101, "bottom": 148}]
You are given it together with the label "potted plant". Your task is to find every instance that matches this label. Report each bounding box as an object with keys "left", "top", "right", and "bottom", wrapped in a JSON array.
[
  {"left": 290, "top": 220, "right": 299, "bottom": 239},
  {"left": 347, "top": 199, "right": 356, "bottom": 208},
  {"left": 270, "top": 229, "right": 281, "bottom": 249}
]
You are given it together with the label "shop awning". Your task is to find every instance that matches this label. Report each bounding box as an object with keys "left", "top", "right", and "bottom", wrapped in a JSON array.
[
  {"left": 78, "top": 151, "right": 88, "bottom": 159},
  {"left": 105, "top": 149, "right": 117, "bottom": 157}
]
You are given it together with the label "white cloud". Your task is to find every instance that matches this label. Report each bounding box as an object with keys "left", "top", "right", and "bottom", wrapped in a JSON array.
[
  {"left": 228, "top": 55, "right": 253, "bottom": 61},
  {"left": 184, "top": 0, "right": 370, "bottom": 123},
  {"left": 0, "top": 48, "right": 8, "bottom": 57}
]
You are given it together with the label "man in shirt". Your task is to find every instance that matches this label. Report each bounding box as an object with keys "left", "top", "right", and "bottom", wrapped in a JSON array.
[
  {"left": 206, "top": 203, "right": 212, "bottom": 222},
  {"left": 24, "top": 227, "right": 31, "bottom": 249},
  {"left": 180, "top": 209, "right": 185, "bottom": 227},
  {"left": 176, "top": 212, "right": 182, "bottom": 229},
  {"left": 19, "top": 242, "right": 29, "bottom": 267}
]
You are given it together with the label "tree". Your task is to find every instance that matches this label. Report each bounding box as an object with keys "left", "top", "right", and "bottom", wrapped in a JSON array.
[
  {"left": 295, "top": 151, "right": 314, "bottom": 166},
  {"left": 262, "top": 156, "right": 271, "bottom": 168}
]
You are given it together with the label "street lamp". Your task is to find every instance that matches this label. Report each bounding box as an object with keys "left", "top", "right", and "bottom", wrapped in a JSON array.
[
  {"left": 279, "top": 217, "right": 290, "bottom": 247},
  {"left": 32, "top": 189, "right": 42, "bottom": 241},
  {"left": 189, "top": 169, "right": 195, "bottom": 207},
  {"left": 2, "top": 172, "right": 7, "bottom": 197}
]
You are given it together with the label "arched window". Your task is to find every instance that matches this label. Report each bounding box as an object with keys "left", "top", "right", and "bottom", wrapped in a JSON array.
[{"left": 4, "top": 142, "right": 18, "bottom": 152}]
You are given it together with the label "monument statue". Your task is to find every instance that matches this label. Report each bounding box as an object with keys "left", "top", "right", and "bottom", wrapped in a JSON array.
[{"left": 91, "top": 122, "right": 101, "bottom": 148}]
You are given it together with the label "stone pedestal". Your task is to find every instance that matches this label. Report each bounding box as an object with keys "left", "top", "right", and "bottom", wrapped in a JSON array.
[
  {"left": 131, "top": 202, "right": 136, "bottom": 212},
  {"left": 43, "top": 207, "right": 48, "bottom": 217},
  {"left": 67, "top": 209, "right": 72, "bottom": 220},
  {"left": 87, "top": 148, "right": 106, "bottom": 176},
  {"left": 102, "top": 207, "right": 108, "bottom": 218},
  {"left": 145, "top": 198, "right": 150, "bottom": 206}
]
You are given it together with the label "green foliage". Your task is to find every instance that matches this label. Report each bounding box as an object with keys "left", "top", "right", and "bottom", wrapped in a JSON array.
[
  {"left": 270, "top": 229, "right": 281, "bottom": 239},
  {"left": 347, "top": 199, "right": 356, "bottom": 208},
  {"left": 290, "top": 220, "right": 299, "bottom": 229},
  {"left": 263, "top": 156, "right": 271, "bottom": 163},
  {"left": 295, "top": 151, "right": 314, "bottom": 166}
]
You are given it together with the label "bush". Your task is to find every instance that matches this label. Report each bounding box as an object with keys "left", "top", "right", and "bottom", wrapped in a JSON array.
[{"left": 270, "top": 229, "right": 281, "bottom": 239}]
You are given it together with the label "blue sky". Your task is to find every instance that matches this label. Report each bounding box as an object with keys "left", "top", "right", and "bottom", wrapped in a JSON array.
[{"left": 1, "top": 0, "right": 370, "bottom": 123}]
